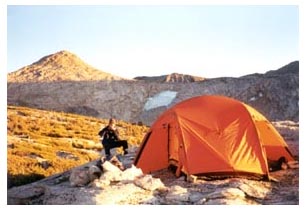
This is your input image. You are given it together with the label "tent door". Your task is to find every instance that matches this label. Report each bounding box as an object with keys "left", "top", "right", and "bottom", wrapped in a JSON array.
[{"left": 168, "top": 124, "right": 180, "bottom": 167}]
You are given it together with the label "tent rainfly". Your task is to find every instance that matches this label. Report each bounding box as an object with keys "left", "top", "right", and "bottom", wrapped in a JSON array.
[{"left": 134, "top": 95, "right": 294, "bottom": 179}]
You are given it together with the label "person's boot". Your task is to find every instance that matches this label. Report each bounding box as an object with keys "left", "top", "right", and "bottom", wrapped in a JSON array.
[{"left": 106, "top": 154, "right": 111, "bottom": 161}]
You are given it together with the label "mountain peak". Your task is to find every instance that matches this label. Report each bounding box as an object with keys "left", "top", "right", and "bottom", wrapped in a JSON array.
[
  {"left": 31, "top": 50, "right": 85, "bottom": 68},
  {"left": 165, "top": 72, "right": 205, "bottom": 82},
  {"left": 8, "top": 50, "right": 125, "bottom": 83}
]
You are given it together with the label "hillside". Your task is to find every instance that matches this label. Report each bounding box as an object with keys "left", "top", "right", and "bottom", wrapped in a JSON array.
[
  {"left": 7, "top": 105, "right": 149, "bottom": 188},
  {"left": 7, "top": 50, "right": 125, "bottom": 82}
]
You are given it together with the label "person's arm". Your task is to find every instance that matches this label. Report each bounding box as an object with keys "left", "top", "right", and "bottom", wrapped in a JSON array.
[
  {"left": 98, "top": 127, "right": 107, "bottom": 138},
  {"left": 114, "top": 128, "right": 121, "bottom": 140}
]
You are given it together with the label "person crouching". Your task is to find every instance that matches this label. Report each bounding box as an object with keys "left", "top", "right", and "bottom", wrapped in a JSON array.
[{"left": 98, "top": 118, "right": 128, "bottom": 160}]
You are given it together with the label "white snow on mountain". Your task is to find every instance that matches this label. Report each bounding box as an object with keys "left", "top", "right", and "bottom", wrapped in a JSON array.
[{"left": 144, "top": 91, "right": 177, "bottom": 111}]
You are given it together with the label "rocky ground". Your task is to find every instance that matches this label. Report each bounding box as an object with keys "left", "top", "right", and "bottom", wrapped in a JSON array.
[{"left": 7, "top": 121, "right": 299, "bottom": 205}]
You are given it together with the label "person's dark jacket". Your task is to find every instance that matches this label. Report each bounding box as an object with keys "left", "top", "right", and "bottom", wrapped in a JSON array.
[{"left": 98, "top": 126, "right": 120, "bottom": 145}]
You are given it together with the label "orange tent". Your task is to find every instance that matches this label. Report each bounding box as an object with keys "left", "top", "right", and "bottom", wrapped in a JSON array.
[{"left": 134, "top": 95, "right": 294, "bottom": 179}]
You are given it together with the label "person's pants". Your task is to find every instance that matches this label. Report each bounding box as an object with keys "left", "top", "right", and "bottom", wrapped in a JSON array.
[{"left": 103, "top": 140, "right": 128, "bottom": 156}]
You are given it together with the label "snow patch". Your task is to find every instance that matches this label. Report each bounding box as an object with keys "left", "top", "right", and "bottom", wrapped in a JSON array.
[{"left": 144, "top": 91, "right": 177, "bottom": 111}]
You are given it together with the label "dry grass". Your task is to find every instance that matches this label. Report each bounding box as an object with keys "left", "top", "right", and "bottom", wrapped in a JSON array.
[{"left": 7, "top": 105, "right": 149, "bottom": 187}]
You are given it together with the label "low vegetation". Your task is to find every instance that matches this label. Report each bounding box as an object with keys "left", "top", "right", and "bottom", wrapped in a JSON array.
[{"left": 7, "top": 105, "right": 149, "bottom": 188}]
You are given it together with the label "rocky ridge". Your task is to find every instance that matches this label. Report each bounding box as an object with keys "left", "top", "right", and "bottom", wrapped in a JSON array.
[
  {"left": 134, "top": 72, "right": 205, "bottom": 83},
  {"left": 7, "top": 51, "right": 299, "bottom": 126},
  {"left": 8, "top": 61, "right": 299, "bottom": 126}
]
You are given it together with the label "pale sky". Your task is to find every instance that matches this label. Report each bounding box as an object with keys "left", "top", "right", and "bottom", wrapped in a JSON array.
[{"left": 6, "top": 3, "right": 299, "bottom": 79}]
